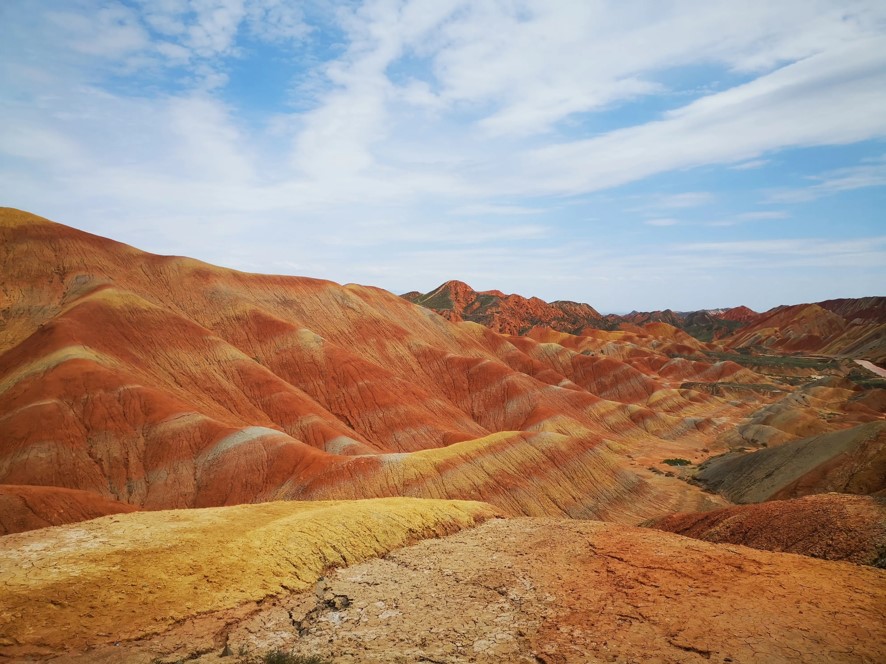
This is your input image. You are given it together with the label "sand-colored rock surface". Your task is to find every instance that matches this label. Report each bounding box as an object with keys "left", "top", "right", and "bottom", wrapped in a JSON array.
[
  {"left": 649, "top": 493, "right": 886, "bottom": 566},
  {"left": 0, "top": 497, "right": 497, "bottom": 657},
  {"left": 714, "top": 376, "right": 885, "bottom": 449},
  {"left": 34, "top": 517, "right": 886, "bottom": 664}
]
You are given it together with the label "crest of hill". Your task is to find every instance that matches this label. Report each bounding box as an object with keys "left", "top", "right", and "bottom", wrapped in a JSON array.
[
  {"left": 818, "top": 296, "right": 886, "bottom": 323},
  {"left": 717, "top": 305, "right": 759, "bottom": 323},
  {"left": 404, "top": 285, "right": 760, "bottom": 343},
  {"left": 405, "top": 279, "right": 885, "bottom": 361},
  {"left": 403, "top": 280, "right": 608, "bottom": 335},
  {"left": 723, "top": 301, "right": 886, "bottom": 362}
]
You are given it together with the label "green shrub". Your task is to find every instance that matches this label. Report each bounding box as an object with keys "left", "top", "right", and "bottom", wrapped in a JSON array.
[{"left": 662, "top": 458, "right": 691, "bottom": 466}]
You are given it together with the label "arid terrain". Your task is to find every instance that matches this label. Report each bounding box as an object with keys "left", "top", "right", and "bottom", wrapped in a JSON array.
[{"left": 1, "top": 208, "right": 884, "bottom": 662}]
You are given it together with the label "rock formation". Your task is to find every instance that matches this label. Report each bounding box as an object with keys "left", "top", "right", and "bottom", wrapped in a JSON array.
[
  {"left": 649, "top": 493, "right": 886, "bottom": 566},
  {"left": 2, "top": 208, "right": 750, "bottom": 531},
  {"left": 9, "top": 516, "right": 883, "bottom": 663},
  {"left": 402, "top": 279, "right": 609, "bottom": 334}
]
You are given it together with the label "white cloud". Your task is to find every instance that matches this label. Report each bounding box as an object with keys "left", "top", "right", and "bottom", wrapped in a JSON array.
[
  {"left": 737, "top": 211, "right": 790, "bottom": 220},
  {"left": 731, "top": 159, "right": 770, "bottom": 170},
  {"left": 767, "top": 155, "right": 886, "bottom": 202},
  {"left": 1, "top": 0, "right": 885, "bottom": 312},
  {"left": 520, "top": 37, "right": 886, "bottom": 196},
  {"left": 676, "top": 236, "right": 886, "bottom": 262},
  {"left": 452, "top": 204, "right": 543, "bottom": 216}
]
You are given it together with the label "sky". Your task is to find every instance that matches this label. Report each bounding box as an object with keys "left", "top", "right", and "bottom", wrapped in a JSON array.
[{"left": 1, "top": 1, "right": 885, "bottom": 313}]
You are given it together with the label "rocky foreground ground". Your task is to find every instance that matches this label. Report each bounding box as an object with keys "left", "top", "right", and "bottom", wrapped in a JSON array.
[{"left": 8, "top": 516, "right": 881, "bottom": 664}]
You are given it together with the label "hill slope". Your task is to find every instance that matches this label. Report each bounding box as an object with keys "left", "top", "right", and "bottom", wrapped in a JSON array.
[
  {"left": 403, "top": 279, "right": 608, "bottom": 334},
  {"left": 2, "top": 208, "right": 749, "bottom": 529},
  {"left": 649, "top": 493, "right": 886, "bottom": 566}
]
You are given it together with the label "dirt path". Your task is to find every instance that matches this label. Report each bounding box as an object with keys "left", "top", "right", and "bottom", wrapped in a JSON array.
[
  {"left": 855, "top": 359, "right": 886, "bottom": 379},
  {"left": 49, "top": 517, "right": 886, "bottom": 664}
]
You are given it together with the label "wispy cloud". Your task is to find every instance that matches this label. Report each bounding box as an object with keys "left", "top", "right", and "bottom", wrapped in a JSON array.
[
  {"left": 737, "top": 211, "right": 790, "bottom": 220},
  {"left": 0, "top": 1, "right": 884, "bottom": 311},
  {"left": 766, "top": 155, "right": 886, "bottom": 202},
  {"left": 731, "top": 159, "right": 770, "bottom": 170}
]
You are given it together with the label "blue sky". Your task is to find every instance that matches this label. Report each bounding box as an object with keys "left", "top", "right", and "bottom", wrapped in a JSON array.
[{"left": 1, "top": 1, "right": 884, "bottom": 313}]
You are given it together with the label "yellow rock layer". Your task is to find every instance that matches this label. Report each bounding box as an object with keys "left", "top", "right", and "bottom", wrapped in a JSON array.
[{"left": 0, "top": 498, "right": 498, "bottom": 652}]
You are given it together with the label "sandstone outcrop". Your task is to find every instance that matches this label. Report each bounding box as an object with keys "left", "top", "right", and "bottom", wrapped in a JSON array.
[
  {"left": 649, "top": 492, "right": 886, "bottom": 566},
  {"left": 403, "top": 280, "right": 609, "bottom": 334},
  {"left": 696, "top": 420, "right": 886, "bottom": 502},
  {"left": 0, "top": 485, "right": 138, "bottom": 535}
]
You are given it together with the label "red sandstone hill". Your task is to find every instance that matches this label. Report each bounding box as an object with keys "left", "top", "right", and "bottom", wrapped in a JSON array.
[
  {"left": 7, "top": 208, "right": 783, "bottom": 533},
  {"left": 649, "top": 493, "right": 886, "bottom": 566},
  {"left": 716, "top": 305, "right": 759, "bottom": 323},
  {"left": 2, "top": 208, "right": 883, "bottom": 540},
  {"left": 723, "top": 301, "right": 886, "bottom": 362},
  {"left": 405, "top": 282, "right": 885, "bottom": 361},
  {"left": 818, "top": 296, "right": 886, "bottom": 323},
  {"left": 402, "top": 280, "right": 609, "bottom": 335}
]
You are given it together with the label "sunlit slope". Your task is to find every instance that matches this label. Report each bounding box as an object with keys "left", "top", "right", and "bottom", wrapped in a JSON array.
[
  {"left": 292, "top": 431, "right": 724, "bottom": 522},
  {"left": 724, "top": 301, "right": 886, "bottom": 362},
  {"left": 0, "top": 498, "right": 498, "bottom": 653},
  {"left": 0, "top": 209, "right": 757, "bottom": 526}
]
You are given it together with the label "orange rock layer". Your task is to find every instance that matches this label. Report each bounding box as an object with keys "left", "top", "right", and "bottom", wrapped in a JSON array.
[
  {"left": 648, "top": 493, "right": 886, "bottom": 566},
  {"left": 1, "top": 209, "right": 761, "bottom": 531}
]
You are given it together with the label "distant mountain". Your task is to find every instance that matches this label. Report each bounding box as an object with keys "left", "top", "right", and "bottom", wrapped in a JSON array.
[
  {"left": 405, "top": 282, "right": 885, "bottom": 361},
  {"left": 402, "top": 279, "right": 612, "bottom": 334},
  {"left": 723, "top": 301, "right": 886, "bottom": 362},
  {"left": 717, "top": 305, "right": 759, "bottom": 323}
]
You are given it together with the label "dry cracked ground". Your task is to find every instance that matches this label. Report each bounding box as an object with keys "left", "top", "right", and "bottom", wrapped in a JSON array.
[{"left": 25, "top": 517, "right": 886, "bottom": 664}]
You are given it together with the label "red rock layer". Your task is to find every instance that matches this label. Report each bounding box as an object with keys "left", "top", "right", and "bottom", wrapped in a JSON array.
[
  {"left": 403, "top": 279, "right": 607, "bottom": 334},
  {"left": 1, "top": 209, "right": 745, "bottom": 528},
  {"left": 649, "top": 493, "right": 886, "bottom": 566},
  {"left": 724, "top": 302, "right": 886, "bottom": 362},
  {"left": 716, "top": 305, "right": 759, "bottom": 323},
  {"left": 0, "top": 485, "right": 138, "bottom": 535}
]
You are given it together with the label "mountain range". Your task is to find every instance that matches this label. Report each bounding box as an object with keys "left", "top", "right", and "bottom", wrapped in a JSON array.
[
  {"left": 404, "top": 280, "right": 886, "bottom": 359},
  {"left": 1, "top": 208, "right": 884, "bottom": 663}
]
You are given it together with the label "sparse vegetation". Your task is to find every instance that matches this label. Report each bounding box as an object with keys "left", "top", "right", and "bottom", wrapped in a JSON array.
[
  {"left": 662, "top": 458, "right": 691, "bottom": 467},
  {"left": 238, "top": 649, "right": 331, "bottom": 664},
  {"left": 671, "top": 351, "right": 840, "bottom": 371}
]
